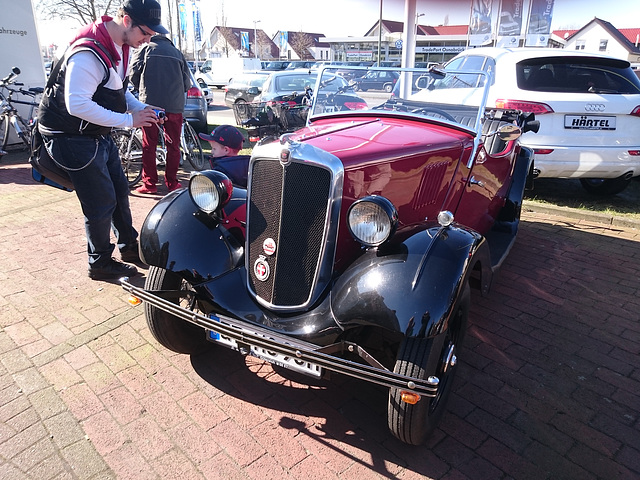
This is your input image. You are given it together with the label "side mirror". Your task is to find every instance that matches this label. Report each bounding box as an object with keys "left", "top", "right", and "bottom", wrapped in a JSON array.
[
  {"left": 247, "top": 87, "right": 260, "bottom": 95},
  {"left": 415, "top": 75, "right": 436, "bottom": 90}
]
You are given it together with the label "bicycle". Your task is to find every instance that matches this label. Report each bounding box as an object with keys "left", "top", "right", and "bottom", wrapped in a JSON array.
[
  {"left": 114, "top": 117, "right": 206, "bottom": 187},
  {"left": 0, "top": 67, "right": 42, "bottom": 157}
]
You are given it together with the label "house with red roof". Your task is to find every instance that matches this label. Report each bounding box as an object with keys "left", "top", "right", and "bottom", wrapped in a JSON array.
[{"left": 554, "top": 18, "right": 640, "bottom": 64}]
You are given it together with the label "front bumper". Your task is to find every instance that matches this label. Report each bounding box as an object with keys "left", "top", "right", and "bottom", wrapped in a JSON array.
[{"left": 121, "top": 279, "right": 440, "bottom": 397}]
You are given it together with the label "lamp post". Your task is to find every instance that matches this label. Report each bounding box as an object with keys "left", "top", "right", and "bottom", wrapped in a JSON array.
[
  {"left": 416, "top": 13, "right": 424, "bottom": 34},
  {"left": 377, "top": 0, "right": 382, "bottom": 66},
  {"left": 253, "top": 20, "right": 261, "bottom": 60}
]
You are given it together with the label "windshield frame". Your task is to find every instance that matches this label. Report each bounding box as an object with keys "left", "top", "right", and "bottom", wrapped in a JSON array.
[{"left": 309, "top": 65, "right": 492, "bottom": 138}]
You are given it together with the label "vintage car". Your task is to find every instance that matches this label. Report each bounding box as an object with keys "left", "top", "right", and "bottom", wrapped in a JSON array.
[{"left": 122, "top": 65, "right": 539, "bottom": 445}]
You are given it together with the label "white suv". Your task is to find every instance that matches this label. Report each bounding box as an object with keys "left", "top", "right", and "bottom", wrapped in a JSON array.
[{"left": 445, "top": 47, "right": 640, "bottom": 195}]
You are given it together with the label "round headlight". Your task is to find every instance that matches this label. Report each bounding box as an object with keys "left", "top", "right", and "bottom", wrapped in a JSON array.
[
  {"left": 347, "top": 196, "right": 398, "bottom": 247},
  {"left": 189, "top": 171, "right": 233, "bottom": 214}
]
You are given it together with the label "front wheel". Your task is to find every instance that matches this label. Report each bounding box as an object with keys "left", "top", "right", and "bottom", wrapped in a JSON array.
[
  {"left": 579, "top": 176, "right": 632, "bottom": 196},
  {"left": 182, "top": 122, "right": 207, "bottom": 171},
  {"left": 388, "top": 284, "right": 470, "bottom": 445},
  {"left": 144, "top": 266, "right": 210, "bottom": 354}
]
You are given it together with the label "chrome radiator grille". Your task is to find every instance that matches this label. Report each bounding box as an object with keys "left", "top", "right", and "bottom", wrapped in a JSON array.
[{"left": 247, "top": 156, "right": 334, "bottom": 309}]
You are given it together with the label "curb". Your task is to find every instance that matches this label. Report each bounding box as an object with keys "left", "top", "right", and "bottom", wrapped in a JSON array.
[{"left": 523, "top": 199, "right": 640, "bottom": 230}]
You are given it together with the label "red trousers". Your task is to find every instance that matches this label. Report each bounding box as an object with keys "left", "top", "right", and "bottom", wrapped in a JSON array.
[{"left": 141, "top": 112, "right": 182, "bottom": 188}]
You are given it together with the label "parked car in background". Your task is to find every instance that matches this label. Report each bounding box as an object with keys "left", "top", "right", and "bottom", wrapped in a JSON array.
[
  {"left": 123, "top": 64, "right": 539, "bottom": 446},
  {"left": 183, "top": 69, "right": 208, "bottom": 132},
  {"left": 224, "top": 71, "right": 270, "bottom": 107},
  {"left": 255, "top": 69, "right": 367, "bottom": 109},
  {"left": 262, "top": 61, "right": 290, "bottom": 71},
  {"left": 197, "top": 57, "right": 262, "bottom": 89},
  {"left": 285, "top": 61, "right": 315, "bottom": 70},
  {"left": 351, "top": 70, "right": 400, "bottom": 92},
  {"left": 187, "top": 61, "right": 204, "bottom": 73},
  {"left": 442, "top": 47, "right": 640, "bottom": 195},
  {"left": 195, "top": 78, "right": 213, "bottom": 106}
]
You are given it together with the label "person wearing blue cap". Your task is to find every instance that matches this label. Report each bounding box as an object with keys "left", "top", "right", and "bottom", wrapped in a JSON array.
[
  {"left": 199, "top": 125, "right": 250, "bottom": 188},
  {"left": 37, "top": 0, "right": 168, "bottom": 280}
]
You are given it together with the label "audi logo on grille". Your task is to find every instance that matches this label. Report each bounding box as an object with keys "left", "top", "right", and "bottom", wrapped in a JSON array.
[{"left": 585, "top": 103, "right": 605, "bottom": 112}]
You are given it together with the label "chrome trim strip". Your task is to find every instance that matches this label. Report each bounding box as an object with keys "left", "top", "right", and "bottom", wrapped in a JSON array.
[
  {"left": 246, "top": 139, "right": 344, "bottom": 311},
  {"left": 121, "top": 279, "right": 439, "bottom": 397}
]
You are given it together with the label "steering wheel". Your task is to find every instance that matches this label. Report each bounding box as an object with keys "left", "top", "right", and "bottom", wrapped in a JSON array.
[{"left": 411, "top": 107, "right": 456, "bottom": 122}]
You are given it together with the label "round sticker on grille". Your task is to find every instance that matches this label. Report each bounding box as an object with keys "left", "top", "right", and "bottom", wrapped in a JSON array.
[
  {"left": 263, "top": 238, "right": 276, "bottom": 256},
  {"left": 254, "top": 257, "right": 270, "bottom": 282}
]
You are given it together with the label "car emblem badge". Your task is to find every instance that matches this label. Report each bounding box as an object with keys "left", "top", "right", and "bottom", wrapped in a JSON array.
[
  {"left": 254, "top": 256, "right": 270, "bottom": 282},
  {"left": 280, "top": 149, "right": 291, "bottom": 165},
  {"left": 263, "top": 237, "right": 276, "bottom": 255},
  {"left": 585, "top": 103, "right": 605, "bottom": 112}
]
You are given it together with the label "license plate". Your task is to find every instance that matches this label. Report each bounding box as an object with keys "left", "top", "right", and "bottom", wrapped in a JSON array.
[
  {"left": 207, "top": 316, "right": 322, "bottom": 378},
  {"left": 564, "top": 115, "right": 616, "bottom": 130}
]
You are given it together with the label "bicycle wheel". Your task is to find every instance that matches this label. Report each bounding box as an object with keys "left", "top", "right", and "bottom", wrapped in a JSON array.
[
  {"left": 113, "top": 129, "right": 143, "bottom": 187},
  {"left": 182, "top": 122, "right": 206, "bottom": 171},
  {"left": 0, "top": 115, "right": 7, "bottom": 153},
  {"left": 14, "top": 115, "right": 32, "bottom": 149}
]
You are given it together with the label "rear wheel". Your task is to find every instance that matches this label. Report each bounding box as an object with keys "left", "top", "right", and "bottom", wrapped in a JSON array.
[
  {"left": 384, "top": 83, "right": 393, "bottom": 93},
  {"left": 388, "top": 284, "right": 470, "bottom": 445},
  {"left": 113, "top": 129, "right": 143, "bottom": 187},
  {"left": 579, "top": 176, "right": 632, "bottom": 196},
  {"left": 182, "top": 122, "right": 207, "bottom": 171},
  {"left": 144, "top": 266, "right": 210, "bottom": 354}
]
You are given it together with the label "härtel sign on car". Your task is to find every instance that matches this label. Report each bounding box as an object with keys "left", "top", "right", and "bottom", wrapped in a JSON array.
[{"left": 565, "top": 115, "right": 616, "bottom": 130}]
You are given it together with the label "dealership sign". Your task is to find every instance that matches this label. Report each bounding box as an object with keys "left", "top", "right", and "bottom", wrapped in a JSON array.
[{"left": 416, "top": 46, "right": 466, "bottom": 54}]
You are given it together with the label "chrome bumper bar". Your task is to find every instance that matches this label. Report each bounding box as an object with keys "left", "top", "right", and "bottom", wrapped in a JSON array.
[{"left": 121, "top": 279, "right": 439, "bottom": 397}]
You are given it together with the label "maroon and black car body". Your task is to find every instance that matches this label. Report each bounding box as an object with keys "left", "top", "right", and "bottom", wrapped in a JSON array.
[{"left": 123, "top": 65, "right": 539, "bottom": 445}]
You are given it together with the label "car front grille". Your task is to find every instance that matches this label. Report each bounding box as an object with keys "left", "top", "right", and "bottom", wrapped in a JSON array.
[{"left": 246, "top": 151, "right": 340, "bottom": 310}]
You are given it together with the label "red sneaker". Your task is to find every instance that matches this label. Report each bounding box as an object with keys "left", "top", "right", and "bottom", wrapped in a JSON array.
[
  {"left": 167, "top": 182, "right": 182, "bottom": 192},
  {"left": 135, "top": 185, "right": 158, "bottom": 194}
]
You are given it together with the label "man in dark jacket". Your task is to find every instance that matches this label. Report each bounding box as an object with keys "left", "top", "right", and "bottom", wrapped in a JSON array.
[
  {"left": 129, "top": 35, "right": 191, "bottom": 194},
  {"left": 38, "top": 0, "right": 166, "bottom": 280}
]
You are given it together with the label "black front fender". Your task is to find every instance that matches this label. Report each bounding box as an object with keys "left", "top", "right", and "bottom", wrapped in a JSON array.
[
  {"left": 331, "top": 224, "right": 491, "bottom": 338},
  {"left": 139, "top": 189, "right": 246, "bottom": 284}
]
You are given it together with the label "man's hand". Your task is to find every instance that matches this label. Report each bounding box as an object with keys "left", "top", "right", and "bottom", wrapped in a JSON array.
[{"left": 132, "top": 108, "right": 160, "bottom": 127}]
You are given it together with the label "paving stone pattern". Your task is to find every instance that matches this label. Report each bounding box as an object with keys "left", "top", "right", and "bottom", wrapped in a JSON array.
[{"left": 1, "top": 152, "right": 639, "bottom": 479}]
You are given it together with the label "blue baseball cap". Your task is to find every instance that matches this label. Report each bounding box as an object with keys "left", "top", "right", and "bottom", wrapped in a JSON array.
[{"left": 199, "top": 125, "right": 244, "bottom": 150}]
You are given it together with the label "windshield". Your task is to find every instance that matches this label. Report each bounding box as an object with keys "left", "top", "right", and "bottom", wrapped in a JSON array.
[{"left": 309, "top": 65, "right": 490, "bottom": 134}]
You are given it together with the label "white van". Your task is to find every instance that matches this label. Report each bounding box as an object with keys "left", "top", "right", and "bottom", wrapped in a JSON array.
[{"left": 196, "top": 57, "right": 262, "bottom": 89}]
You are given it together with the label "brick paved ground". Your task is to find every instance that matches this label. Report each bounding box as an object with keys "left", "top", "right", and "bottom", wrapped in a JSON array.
[{"left": 1, "top": 150, "right": 639, "bottom": 479}]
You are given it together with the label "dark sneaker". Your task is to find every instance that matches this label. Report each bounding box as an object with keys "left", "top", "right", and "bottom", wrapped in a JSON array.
[
  {"left": 88, "top": 258, "right": 138, "bottom": 280},
  {"left": 120, "top": 242, "right": 140, "bottom": 263}
]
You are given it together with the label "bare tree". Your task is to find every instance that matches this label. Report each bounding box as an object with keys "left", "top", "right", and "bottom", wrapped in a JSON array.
[
  {"left": 37, "top": 0, "right": 119, "bottom": 25},
  {"left": 289, "top": 32, "right": 315, "bottom": 60}
]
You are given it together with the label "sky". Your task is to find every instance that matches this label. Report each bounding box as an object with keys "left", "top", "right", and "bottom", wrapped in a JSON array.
[{"left": 35, "top": 0, "right": 638, "bottom": 47}]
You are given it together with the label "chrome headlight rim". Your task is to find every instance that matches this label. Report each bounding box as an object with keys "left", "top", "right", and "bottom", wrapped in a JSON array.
[
  {"left": 347, "top": 195, "right": 398, "bottom": 247},
  {"left": 188, "top": 170, "right": 233, "bottom": 214}
]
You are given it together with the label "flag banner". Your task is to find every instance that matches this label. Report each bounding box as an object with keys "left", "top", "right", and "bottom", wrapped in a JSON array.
[
  {"left": 496, "top": 0, "right": 523, "bottom": 47},
  {"left": 280, "top": 31, "right": 288, "bottom": 54},
  {"left": 178, "top": 2, "right": 187, "bottom": 40},
  {"left": 241, "top": 31, "right": 249, "bottom": 51},
  {"left": 192, "top": 1, "right": 202, "bottom": 43},
  {"left": 526, "top": 0, "right": 555, "bottom": 46},
  {"left": 469, "top": 0, "right": 493, "bottom": 46}
]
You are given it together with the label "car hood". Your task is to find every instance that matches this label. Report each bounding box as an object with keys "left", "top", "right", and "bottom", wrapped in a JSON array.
[{"left": 288, "top": 116, "right": 473, "bottom": 168}]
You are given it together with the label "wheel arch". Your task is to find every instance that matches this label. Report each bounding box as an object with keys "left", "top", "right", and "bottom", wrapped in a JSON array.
[
  {"left": 139, "top": 189, "right": 246, "bottom": 285},
  {"left": 331, "top": 224, "right": 492, "bottom": 340}
]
